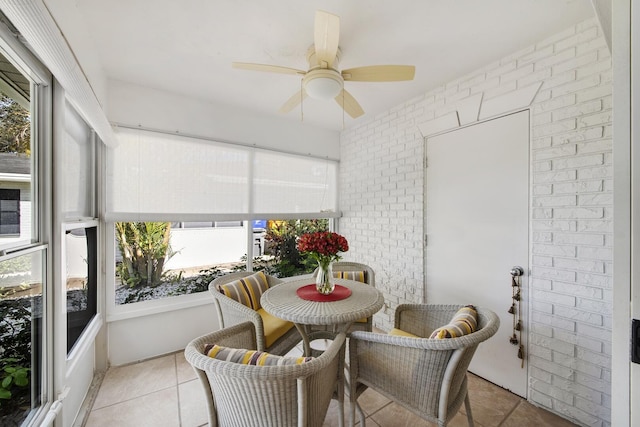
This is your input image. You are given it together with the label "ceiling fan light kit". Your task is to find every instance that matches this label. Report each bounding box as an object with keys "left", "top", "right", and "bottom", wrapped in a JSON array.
[
  {"left": 303, "top": 69, "right": 343, "bottom": 99},
  {"left": 232, "top": 10, "right": 415, "bottom": 120}
]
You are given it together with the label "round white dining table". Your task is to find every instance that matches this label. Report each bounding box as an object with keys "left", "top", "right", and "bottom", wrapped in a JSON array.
[{"left": 261, "top": 277, "right": 384, "bottom": 356}]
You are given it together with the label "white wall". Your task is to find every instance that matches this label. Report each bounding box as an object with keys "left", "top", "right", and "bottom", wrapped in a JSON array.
[
  {"left": 107, "top": 80, "right": 340, "bottom": 160},
  {"left": 107, "top": 301, "right": 216, "bottom": 366},
  {"left": 340, "top": 18, "right": 612, "bottom": 427}
]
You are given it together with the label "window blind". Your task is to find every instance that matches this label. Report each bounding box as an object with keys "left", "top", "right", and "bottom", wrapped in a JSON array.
[
  {"left": 63, "top": 101, "right": 94, "bottom": 219},
  {"left": 106, "top": 128, "right": 338, "bottom": 221}
]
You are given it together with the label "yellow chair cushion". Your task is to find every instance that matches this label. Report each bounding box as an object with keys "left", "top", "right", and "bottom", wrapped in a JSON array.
[
  {"left": 389, "top": 328, "right": 420, "bottom": 338},
  {"left": 257, "top": 308, "right": 295, "bottom": 348}
]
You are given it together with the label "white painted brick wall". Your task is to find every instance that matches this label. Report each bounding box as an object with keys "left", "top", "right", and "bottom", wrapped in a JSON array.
[{"left": 339, "top": 18, "right": 611, "bottom": 427}]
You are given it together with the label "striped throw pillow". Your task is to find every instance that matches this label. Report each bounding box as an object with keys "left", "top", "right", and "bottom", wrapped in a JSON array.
[
  {"left": 429, "top": 305, "right": 478, "bottom": 339},
  {"left": 218, "top": 271, "right": 270, "bottom": 310},
  {"left": 333, "top": 270, "right": 367, "bottom": 283},
  {"left": 204, "top": 344, "right": 313, "bottom": 366}
]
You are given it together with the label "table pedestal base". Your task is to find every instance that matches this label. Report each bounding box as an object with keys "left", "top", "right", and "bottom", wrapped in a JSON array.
[{"left": 295, "top": 322, "right": 355, "bottom": 357}]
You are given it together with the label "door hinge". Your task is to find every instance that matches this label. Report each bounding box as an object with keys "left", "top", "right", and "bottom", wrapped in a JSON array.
[
  {"left": 424, "top": 156, "right": 428, "bottom": 168},
  {"left": 424, "top": 234, "right": 428, "bottom": 245},
  {"left": 632, "top": 319, "right": 640, "bottom": 364}
]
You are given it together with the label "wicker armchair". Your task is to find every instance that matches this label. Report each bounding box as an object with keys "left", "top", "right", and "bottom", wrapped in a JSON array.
[
  {"left": 210, "top": 272, "right": 301, "bottom": 355},
  {"left": 185, "top": 321, "right": 347, "bottom": 427},
  {"left": 348, "top": 304, "right": 500, "bottom": 427},
  {"left": 312, "top": 261, "right": 376, "bottom": 333}
]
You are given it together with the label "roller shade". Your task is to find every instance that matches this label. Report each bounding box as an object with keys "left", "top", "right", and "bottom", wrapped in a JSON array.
[
  {"left": 62, "top": 101, "right": 94, "bottom": 219},
  {"left": 106, "top": 128, "right": 338, "bottom": 220}
]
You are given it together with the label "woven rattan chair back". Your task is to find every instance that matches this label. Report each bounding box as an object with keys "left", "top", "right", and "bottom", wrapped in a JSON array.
[
  {"left": 185, "top": 321, "right": 346, "bottom": 427},
  {"left": 348, "top": 304, "right": 500, "bottom": 427},
  {"left": 209, "top": 272, "right": 300, "bottom": 355}
]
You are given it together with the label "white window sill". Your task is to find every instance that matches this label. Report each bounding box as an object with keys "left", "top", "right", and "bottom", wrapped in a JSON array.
[{"left": 106, "top": 291, "right": 212, "bottom": 322}]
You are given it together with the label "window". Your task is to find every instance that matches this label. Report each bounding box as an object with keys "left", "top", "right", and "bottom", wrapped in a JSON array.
[
  {"left": 0, "top": 250, "right": 45, "bottom": 423},
  {"left": 0, "top": 89, "right": 32, "bottom": 251},
  {"left": 0, "top": 31, "right": 50, "bottom": 425},
  {"left": 66, "top": 225, "right": 97, "bottom": 353},
  {"left": 113, "top": 217, "right": 331, "bottom": 305},
  {"left": 0, "top": 189, "right": 20, "bottom": 235},
  {"left": 107, "top": 128, "right": 339, "bottom": 308},
  {"left": 114, "top": 221, "right": 248, "bottom": 305}
]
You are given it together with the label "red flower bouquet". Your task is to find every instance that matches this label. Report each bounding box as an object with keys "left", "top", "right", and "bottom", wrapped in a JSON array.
[
  {"left": 297, "top": 232, "right": 349, "bottom": 294},
  {"left": 297, "top": 231, "right": 349, "bottom": 262}
]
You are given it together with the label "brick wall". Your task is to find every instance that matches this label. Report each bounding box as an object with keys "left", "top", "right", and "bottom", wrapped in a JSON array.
[{"left": 339, "top": 18, "right": 612, "bottom": 426}]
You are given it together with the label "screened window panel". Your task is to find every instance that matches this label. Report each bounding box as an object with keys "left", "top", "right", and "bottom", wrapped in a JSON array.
[
  {"left": 63, "top": 101, "right": 93, "bottom": 218},
  {"left": 253, "top": 150, "right": 337, "bottom": 213},
  {"left": 108, "top": 128, "right": 338, "bottom": 217},
  {"left": 108, "top": 129, "right": 250, "bottom": 215}
]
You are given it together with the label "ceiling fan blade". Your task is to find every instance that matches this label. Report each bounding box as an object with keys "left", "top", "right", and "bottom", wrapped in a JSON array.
[
  {"left": 342, "top": 65, "right": 416, "bottom": 82},
  {"left": 279, "top": 89, "right": 308, "bottom": 114},
  {"left": 314, "top": 10, "right": 340, "bottom": 68},
  {"left": 232, "top": 62, "right": 306, "bottom": 75},
  {"left": 335, "top": 89, "right": 364, "bottom": 119}
]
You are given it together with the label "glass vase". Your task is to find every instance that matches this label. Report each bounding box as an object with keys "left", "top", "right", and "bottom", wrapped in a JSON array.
[{"left": 315, "top": 259, "right": 335, "bottom": 295}]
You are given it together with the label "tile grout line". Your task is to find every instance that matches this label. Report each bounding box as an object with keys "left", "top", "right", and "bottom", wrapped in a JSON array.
[
  {"left": 89, "top": 383, "right": 179, "bottom": 412},
  {"left": 496, "top": 399, "right": 523, "bottom": 427},
  {"left": 174, "top": 354, "right": 184, "bottom": 426}
]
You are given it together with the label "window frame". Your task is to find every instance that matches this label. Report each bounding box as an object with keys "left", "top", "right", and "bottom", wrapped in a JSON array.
[{"left": 0, "top": 20, "right": 53, "bottom": 427}]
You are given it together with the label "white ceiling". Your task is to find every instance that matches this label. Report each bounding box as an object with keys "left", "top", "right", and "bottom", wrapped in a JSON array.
[{"left": 68, "top": 0, "right": 595, "bottom": 131}]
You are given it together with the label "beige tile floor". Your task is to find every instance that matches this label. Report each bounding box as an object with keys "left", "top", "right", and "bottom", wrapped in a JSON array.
[{"left": 83, "top": 345, "right": 578, "bottom": 427}]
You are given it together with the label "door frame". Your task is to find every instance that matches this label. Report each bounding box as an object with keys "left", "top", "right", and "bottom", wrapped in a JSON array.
[
  {"left": 423, "top": 109, "right": 531, "bottom": 397},
  {"left": 611, "top": 0, "right": 631, "bottom": 426}
]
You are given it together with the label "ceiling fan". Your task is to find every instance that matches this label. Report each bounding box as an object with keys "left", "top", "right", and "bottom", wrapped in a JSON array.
[{"left": 232, "top": 10, "right": 416, "bottom": 119}]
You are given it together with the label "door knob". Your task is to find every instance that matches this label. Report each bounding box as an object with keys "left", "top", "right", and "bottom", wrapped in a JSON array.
[{"left": 510, "top": 266, "right": 524, "bottom": 277}]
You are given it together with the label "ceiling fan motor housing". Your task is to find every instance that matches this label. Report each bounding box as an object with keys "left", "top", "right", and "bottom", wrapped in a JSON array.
[{"left": 303, "top": 69, "right": 343, "bottom": 99}]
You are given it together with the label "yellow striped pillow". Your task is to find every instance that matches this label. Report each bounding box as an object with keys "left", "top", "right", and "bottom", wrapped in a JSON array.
[
  {"left": 204, "top": 344, "right": 313, "bottom": 366},
  {"left": 333, "top": 270, "right": 367, "bottom": 283},
  {"left": 429, "top": 305, "right": 478, "bottom": 339},
  {"left": 218, "top": 271, "right": 270, "bottom": 310}
]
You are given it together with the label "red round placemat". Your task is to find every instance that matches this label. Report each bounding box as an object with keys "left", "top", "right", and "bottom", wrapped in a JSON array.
[{"left": 296, "top": 284, "right": 352, "bottom": 302}]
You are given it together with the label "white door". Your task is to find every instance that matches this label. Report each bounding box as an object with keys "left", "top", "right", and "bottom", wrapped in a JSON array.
[{"left": 425, "top": 110, "right": 529, "bottom": 397}]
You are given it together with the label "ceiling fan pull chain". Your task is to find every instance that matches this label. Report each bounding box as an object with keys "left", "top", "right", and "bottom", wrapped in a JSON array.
[
  {"left": 342, "top": 90, "right": 345, "bottom": 130},
  {"left": 300, "top": 79, "right": 304, "bottom": 123}
]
